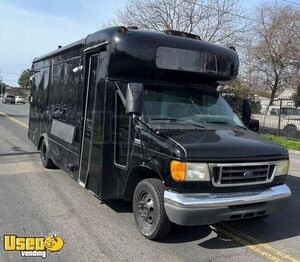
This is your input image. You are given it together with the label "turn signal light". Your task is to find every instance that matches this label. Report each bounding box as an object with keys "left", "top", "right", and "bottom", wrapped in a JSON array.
[{"left": 170, "top": 161, "right": 186, "bottom": 182}]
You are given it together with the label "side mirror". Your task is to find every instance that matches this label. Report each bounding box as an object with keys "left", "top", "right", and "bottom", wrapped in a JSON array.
[
  {"left": 125, "top": 83, "right": 144, "bottom": 117},
  {"left": 248, "top": 119, "right": 259, "bottom": 132},
  {"left": 242, "top": 99, "right": 251, "bottom": 125}
]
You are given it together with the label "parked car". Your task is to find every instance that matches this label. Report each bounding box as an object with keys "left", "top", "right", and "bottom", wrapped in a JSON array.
[
  {"left": 16, "top": 96, "right": 26, "bottom": 104},
  {"left": 2, "top": 94, "right": 15, "bottom": 104},
  {"left": 253, "top": 106, "right": 300, "bottom": 138}
]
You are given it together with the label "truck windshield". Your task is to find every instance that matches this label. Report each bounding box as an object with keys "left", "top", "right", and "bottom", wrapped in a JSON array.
[
  {"left": 281, "top": 108, "right": 300, "bottom": 116},
  {"left": 142, "top": 84, "right": 244, "bottom": 128}
]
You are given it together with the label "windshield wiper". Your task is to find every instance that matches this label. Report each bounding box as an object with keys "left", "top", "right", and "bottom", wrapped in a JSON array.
[
  {"left": 150, "top": 118, "right": 178, "bottom": 122},
  {"left": 177, "top": 120, "right": 204, "bottom": 128},
  {"left": 206, "top": 121, "right": 247, "bottom": 130},
  {"left": 149, "top": 118, "right": 204, "bottom": 128}
]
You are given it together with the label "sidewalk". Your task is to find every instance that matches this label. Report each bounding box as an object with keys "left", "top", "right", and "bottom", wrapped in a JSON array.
[
  {"left": 290, "top": 149, "right": 300, "bottom": 155},
  {"left": 289, "top": 151, "right": 300, "bottom": 176}
]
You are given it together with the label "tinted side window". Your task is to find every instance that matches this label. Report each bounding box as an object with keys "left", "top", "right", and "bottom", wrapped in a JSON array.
[
  {"left": 115, "top": 92, "right": 130, "bottom": 167},
  {"left": 50, "top": 56, "right": 81, "bottom": 124},
  {"left": 156, "top": 46, "right": 231, "bottom": 76}
]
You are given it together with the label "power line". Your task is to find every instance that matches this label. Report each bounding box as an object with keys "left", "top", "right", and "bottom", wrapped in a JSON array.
[
  {"left": 186, "top": 0, "right": 272, "bottom": 26},
  {"left": 188, "top": 0, "right": 300, "bottom": 26},
  {"left": 282, "top": 0, "right": 300, "bottom": 6}
]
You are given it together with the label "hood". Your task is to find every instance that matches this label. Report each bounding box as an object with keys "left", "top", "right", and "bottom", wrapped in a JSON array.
[{"left": 160, "top": 127, "right": 288, "bottom": 161}]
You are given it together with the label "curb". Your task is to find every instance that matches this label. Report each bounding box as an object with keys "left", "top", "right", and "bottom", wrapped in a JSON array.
[{"left": 289, "top": 149, "right": 300, "bottom": 155}]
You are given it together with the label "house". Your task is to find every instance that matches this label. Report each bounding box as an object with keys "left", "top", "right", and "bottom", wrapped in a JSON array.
[
  {"left": 273, "top": 88, "right": 295, "bottom": 107},
  {"left": 254, "top": 88, "right": 296, "bottom": 114},
  {"left": 5, "top": 86, "right": 30, "bottom": 98}
]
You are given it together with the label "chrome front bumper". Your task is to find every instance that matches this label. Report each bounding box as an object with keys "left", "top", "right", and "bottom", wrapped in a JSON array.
[{"left": 164, "top": 184, "right": 291, "bottom": 226}]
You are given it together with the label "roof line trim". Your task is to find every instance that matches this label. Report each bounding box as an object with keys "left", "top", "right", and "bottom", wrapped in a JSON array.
[{"left": 83, "top": 41, "right": 109, "bottom": 52}]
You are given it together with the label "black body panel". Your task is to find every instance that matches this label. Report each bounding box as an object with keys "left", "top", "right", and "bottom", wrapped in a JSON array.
[{"left": 159, "top": 127, "right": 288, "bottom": 161}]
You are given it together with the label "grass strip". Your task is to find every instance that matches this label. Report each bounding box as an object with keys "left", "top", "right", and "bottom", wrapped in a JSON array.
[{"left": 264, "top": 134, "right": 300, "bottom": 151}]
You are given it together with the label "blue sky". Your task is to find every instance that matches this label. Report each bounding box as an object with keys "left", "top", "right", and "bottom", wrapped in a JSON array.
[
  {"left": 0, "top": 0, "right": 297, "bottom": 86},
  {"left": 0, "top": 0, "right": 127, "bottom": 85}
]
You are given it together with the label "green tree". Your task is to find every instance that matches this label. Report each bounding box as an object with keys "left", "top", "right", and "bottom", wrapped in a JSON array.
[
  {"left": 18, "top": 69, "right": 31, "bottom": 89},
  {"left": 0, "top": 81, "right": 7, "bottom": 96}
]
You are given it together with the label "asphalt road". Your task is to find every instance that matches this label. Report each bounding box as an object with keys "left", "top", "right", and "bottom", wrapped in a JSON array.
[{"left": 0, "top": 102, "right": 299, "bottom": 262}]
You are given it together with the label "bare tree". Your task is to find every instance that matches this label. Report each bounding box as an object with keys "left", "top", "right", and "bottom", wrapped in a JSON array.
[
  {"left": 249, "top": 3, "right": 300, "bottom": 107},
  {"left": 114, "top": 0, "right": 248, "bottom": 45}
]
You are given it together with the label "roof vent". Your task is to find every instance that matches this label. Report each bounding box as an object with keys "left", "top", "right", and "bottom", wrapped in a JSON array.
[
  {"left": 58, "top": 45, "right": 62, "bottom": 49},
  {"left": 163, "top": 30, "right": 201, "bottom": 40}
]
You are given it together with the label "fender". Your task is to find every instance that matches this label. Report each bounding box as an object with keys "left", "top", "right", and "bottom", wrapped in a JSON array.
[
  {"left": 37, "top": 133, "right": 49, "bottom": 150},
  {"left": 123, "top": 163, "right": 163, "bottom": 201}
]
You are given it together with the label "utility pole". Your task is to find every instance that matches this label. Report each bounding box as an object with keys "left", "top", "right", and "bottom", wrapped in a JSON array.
[
  {"left": 297, "top": 65, "right": 300, "bottom": 107},
  {"left": 0, "top": 70, "right": 3, "bottom": 98}
]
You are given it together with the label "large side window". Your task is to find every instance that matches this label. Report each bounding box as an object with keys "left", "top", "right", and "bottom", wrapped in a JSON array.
[
  {"left": 114, "top": 91, "right": 130, "bottom": 167},
  {"left": 49, "top": 56, "right": 82, "bottom": 124}
]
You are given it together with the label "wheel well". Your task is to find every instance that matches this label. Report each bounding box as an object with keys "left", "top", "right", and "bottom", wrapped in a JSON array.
[
  {"left": 284, "top": 124, "right": 297, "bottom": 130},
  {"left": 37, "top": 136, "right": 44, "bottom": 150},
  {"left": 123, "top": 166, "right": 162, "bottom": 201}
]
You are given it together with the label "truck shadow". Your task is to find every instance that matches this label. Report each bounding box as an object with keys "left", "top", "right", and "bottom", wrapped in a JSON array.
[
  {"left": 0, "top": 151, "right": 39, "bottom": 157},
  {"left": 199, "top": 175, "right": 300, "bottom": 249},
  {"left": 105, "top": 175, "right": 300, "bottom": 248},
  {"left": 103, "top": 200, "right": 133, "bottom": 213}
]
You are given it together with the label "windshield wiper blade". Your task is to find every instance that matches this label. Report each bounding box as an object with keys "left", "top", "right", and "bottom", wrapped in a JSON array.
[
  {"left": 150, "top": 118, "right": 178, "bottom": 121},
  {"left": 176, "top": 120, "right": 205, "bottom": 128},
  {"left": 206, "top": 121, "right": 247, "bottom": 130},
  {"left": 149, "top": 118, "right": 204, "bottom": 128}
]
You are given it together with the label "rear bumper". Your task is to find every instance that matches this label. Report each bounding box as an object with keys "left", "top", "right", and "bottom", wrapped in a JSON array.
[{"left": 164, "top": 184, "right": 291, "bottom": 226}]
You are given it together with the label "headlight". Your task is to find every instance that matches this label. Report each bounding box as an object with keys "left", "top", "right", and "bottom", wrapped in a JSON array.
[
  {"left": 170, "top": 161, "right": 210, "bottom": 182},
  {"left": 274, "top": 160, "right": 290, "bottom": 176}
]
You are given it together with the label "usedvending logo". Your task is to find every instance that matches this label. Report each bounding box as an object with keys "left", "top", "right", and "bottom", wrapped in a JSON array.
[{"left": 3, "top": 234, "right": 64, "bottom": 258}]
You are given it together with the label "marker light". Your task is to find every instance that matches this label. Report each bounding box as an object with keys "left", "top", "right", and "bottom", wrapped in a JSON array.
[
  {"left": 170, "top": 161, "right": 186, "bottom": 182},
  {"left": 118, "top": 26, "right": 128, "bottom": 33}
]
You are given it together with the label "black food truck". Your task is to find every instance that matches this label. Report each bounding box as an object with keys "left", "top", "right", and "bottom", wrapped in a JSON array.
[{"left": 29, "top": 26, "right": 291, "bottom": 240}]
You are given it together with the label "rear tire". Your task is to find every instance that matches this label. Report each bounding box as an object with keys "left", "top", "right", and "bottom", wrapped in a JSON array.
[
  {"left": 133, "top": 178, "right": 172, "bottom": 240},
  {"left": 40, "top": 140, "right": 55, "bottom": 168}
]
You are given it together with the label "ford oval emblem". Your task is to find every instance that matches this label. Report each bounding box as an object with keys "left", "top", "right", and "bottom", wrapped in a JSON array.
[{"left": 244, "top": 171, "right": 254, "bottom": 177}]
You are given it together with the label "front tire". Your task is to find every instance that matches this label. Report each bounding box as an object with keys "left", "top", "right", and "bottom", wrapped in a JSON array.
[
  {"left": 40, "top": 140, "right": 55, "bottom": 168},
  {"left": 133, "top": 178, "right": 172, "bottom": 240}
]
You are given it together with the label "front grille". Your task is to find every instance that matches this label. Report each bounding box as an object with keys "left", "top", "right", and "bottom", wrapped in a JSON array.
[{"left": 210, "top": 162, "right": 277, "bottom": 187}]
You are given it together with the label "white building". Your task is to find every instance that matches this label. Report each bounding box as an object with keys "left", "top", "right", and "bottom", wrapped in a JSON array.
[
  {"left": 254, "top": 88, "right": 296, "bottom": 114},
  {"left": 273, "top": 88, "right": 295, "bottom": 107}
]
